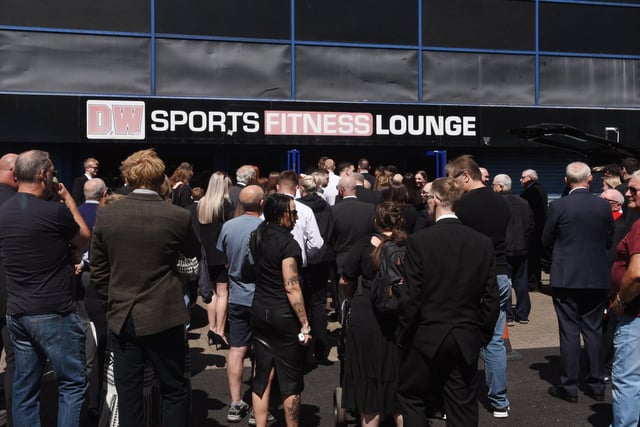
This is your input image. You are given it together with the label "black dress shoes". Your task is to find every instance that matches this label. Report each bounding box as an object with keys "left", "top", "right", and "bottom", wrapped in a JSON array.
[
  {"left": 584, "top": 390, "right": 605, "bottom": 402},
  {"left": 548, "top": 386, "right": 578, "bottom": 403}
]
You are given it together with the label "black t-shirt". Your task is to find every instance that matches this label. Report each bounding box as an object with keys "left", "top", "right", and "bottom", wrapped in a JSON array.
[
  {"left": 0, "top": 193, "right": 79, "bottom": 315},
  {"left": 456, "top": 187, "right": 511, "bottom": 276},
  {"left": 252, "top": 223, "right": 302, "bottom": 309}
]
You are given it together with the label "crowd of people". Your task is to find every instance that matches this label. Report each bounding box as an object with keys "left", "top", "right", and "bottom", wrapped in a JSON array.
[{"left": 0, "top": 149, "right": 638, "bottom": 427}]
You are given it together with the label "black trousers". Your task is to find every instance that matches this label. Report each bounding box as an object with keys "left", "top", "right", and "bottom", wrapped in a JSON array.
[
  {"left": 83, "top": 279, "right": 108, "bottom": 416},
  {"left": 398, "top": 334, "right": 479, "bottom": 427},
  {"left": 110, "top": 315, "right": 190, "bottom": 427},
  {"left": 302, "top": 263, "right": 330, "bottom": 359},
  {"left": 552, "top": 287, "right": 607, "bottom": 397}
]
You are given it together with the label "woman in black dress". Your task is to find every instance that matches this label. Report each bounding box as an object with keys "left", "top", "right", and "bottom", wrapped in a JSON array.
[
  {"left": 340, "top": 201, "right": 407, "bottom": 427},
  {"left": 198, "top": 171, "right": 234, "bottom": 348},
  {"left": 250, "top": 194, "right": 312, "bottom": 427}
]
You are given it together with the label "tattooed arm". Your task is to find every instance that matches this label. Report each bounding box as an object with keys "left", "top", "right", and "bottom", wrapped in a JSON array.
[{"left": 282, "top": 256, "right": 311, "bottom": 345}]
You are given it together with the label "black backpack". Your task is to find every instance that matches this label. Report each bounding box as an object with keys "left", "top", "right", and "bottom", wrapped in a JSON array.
[{"left": 370, "top": 239, "right": 406, "bottom": 314}]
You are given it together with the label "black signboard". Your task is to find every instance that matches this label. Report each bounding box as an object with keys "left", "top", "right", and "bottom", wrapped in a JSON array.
[{"left": 1, "top": 94, "right": 639, "bottom": 150}]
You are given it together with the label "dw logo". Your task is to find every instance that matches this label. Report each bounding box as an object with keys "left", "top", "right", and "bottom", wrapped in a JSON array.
[{"left": 86, "top": 100, "right": 145, "bottom": 140}]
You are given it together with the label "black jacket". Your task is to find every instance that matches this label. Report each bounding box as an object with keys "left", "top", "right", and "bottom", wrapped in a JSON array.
[
  {"left": 502, "top": 192, "right": 534, "bottom": 257},
  {"left": 298, "top": 193, "right": 335, "bottom": 264}
]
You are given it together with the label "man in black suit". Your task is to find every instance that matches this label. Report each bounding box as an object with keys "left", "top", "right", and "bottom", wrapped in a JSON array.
[
  {"left": 71, "top": 157, "right": 99, "bottom": 205},
  {"left": 353, "top": 172, "right": 382, "bottom": 205},
  {"left": 331, "top": 175, "right": 375, "bottom": 273},
  {"left": 493, "top": 173, "right": 534, "bottom": 324},
  {"left": 543, "top": 161, "right": 613, "bottom": 403},
  {"left": 91, "top": 149, "right": 200, "bottom": 427},
  {"left": 330, "top": 175, "right": 375, "bottom": 317},
  {"left": 397, "top": 177, "right": 499, "bottom": 426},
  {"left": 519, "top": 169, "right": 548, "bottom": 291}
]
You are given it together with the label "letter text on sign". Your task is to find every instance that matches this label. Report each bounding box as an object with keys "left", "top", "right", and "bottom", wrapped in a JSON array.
[
  {"left": 87, "top": 100, "right": 145, "bottom": 140},
  {"left": 264, "top": 111, "right": 373, "bottom": 136}
]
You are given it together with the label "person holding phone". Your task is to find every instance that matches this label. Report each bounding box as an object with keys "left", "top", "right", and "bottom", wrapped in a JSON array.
[{"left": 248, "top": 193, "right": 311, "bottom": 427}]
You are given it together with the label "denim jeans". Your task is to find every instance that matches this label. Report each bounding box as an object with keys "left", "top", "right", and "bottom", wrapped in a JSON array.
[
  {"left": 484, "top": 274, "right": 511, "bottom": 409},
  {"left": 7, "top": 312, "right": 87, "bottom": 427},
  {"left": 507, "top": 255, "right": 530, "bottom": 321},
  {"left": 611, "top": 315, "right": 640, "bottom": 427}
]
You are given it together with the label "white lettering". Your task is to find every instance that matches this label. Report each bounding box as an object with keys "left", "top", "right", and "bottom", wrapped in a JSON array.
[
  {"left": 150, "top": 110, "right": 169, "bottom": 132},
  {"left": 375, "top": 115, "right": 477, "bottom": 137}
]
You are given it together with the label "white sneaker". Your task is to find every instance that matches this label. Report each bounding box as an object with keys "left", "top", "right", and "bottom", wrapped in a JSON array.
[
  {"left": 227, "top": 401, "right": 249, "bottom": 422},
  {"left": 492, "top": 405, "right": 510, "bottom": 418}
]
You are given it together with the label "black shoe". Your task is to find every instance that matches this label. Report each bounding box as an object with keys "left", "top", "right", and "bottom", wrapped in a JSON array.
[
  {"left": 207, "top": 331, "right": 230, "bottom": 350},
  {"left": 584, "top": 390, "right": 605, "bottom": 402},
  {"left": 548, "top": 386, "right": 578, "bottom": 403}
]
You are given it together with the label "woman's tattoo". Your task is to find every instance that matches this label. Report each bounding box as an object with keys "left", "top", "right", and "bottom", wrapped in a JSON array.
[
  {"left": 292, "top": 300, "right": 308, "bottom": 325},
  {"left": 286, "top": 395, "right": 301, "bottom": 422}
]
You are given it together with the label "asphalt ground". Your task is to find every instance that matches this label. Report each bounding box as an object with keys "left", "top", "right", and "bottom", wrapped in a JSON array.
[
  {"left": 9, "top": 279, "right": 617, "bottom": 426},
  {"left": 187, "top": 283, "right": 614, "bottom": 426}
]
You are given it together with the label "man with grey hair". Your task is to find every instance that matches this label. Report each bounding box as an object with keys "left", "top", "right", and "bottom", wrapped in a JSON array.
[
  {"left": 79, "top": 178, "right": 107, "bottom": 231},
  {"left": 229, "top": 165, "right": 257, "bottom": 208},
  {"left": 0, "top": 149, "right": 91, "bottom": 426},
  {"left": 601, "top": 188, "right": 624, "bottom": 221},
  {"left": 543, "top": 161, "right": 613, "bottom": 403},
  {"left": 492, "top": 174, "right": 534, "bottom": 324},
  {"left": 520, "top": 168, "right": 548, "bottom": 291},
  {"left": 77, "top": 177, "right": 107, "bottom": 418}
]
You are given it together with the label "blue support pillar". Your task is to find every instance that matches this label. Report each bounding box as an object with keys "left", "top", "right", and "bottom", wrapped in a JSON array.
[
  {"left": 287, "top": 149, "right": 301, "bottom": 174},
  {"left": 427, "top": 150, "right": 447, "bottom": 178}
]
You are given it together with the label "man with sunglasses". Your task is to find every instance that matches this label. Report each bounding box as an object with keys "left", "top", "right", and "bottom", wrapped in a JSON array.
[
  {"left": 609, "top": 170, "right": 640, "bottom": 426},
  {"left": 543, "top": 161, "right": 613, "bottom": 404},
  {"left": 71, "top": 157, "right": 99, "bottom": 205},
  {"left": 446, "top": 154, "right": 511, "bottom": 418}
]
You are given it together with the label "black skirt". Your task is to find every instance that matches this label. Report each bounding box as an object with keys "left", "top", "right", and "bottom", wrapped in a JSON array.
[{"left": 251, "top": 305, "right": 305, "bottom": 397}]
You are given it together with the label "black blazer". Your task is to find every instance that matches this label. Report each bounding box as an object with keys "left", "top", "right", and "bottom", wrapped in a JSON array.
[
  {"left": 355, "top": 186, "right": 383, "bottom": 205},
  {"left": 71, "top": 174, "right": 89, "bottom": 205},
  {"left": 397, "top": 218, "right": 499, "bottom": 364},
  {"left": 542, "top": 188, "right": 613, "bottom": 289},
  {"left": 330, "top": 197, "right": 375, "bottom": 269}
]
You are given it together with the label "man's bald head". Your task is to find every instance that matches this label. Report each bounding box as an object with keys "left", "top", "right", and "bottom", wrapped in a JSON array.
[
  {"left": 338, "top": 175, "right": 357, "bottom": 196},
  {"left": 0, "top": 153, "right": 18, "bottom": 188},
  {"left": 239, "top": 185, "right": 264, "bottom": 213}
]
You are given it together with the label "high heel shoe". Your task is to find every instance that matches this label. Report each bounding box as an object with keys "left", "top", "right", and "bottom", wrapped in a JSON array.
[{"left": 207, "top": 331, "right": 230, "bottom": 350}]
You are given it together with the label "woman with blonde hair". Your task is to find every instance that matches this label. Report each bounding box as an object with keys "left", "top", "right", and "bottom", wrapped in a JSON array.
[
  {"left": 198, "top": 171, "right": 234, "bottom": 348},
  {"left": 297, "top": 172, "right": 334, "bottom": 363}
]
